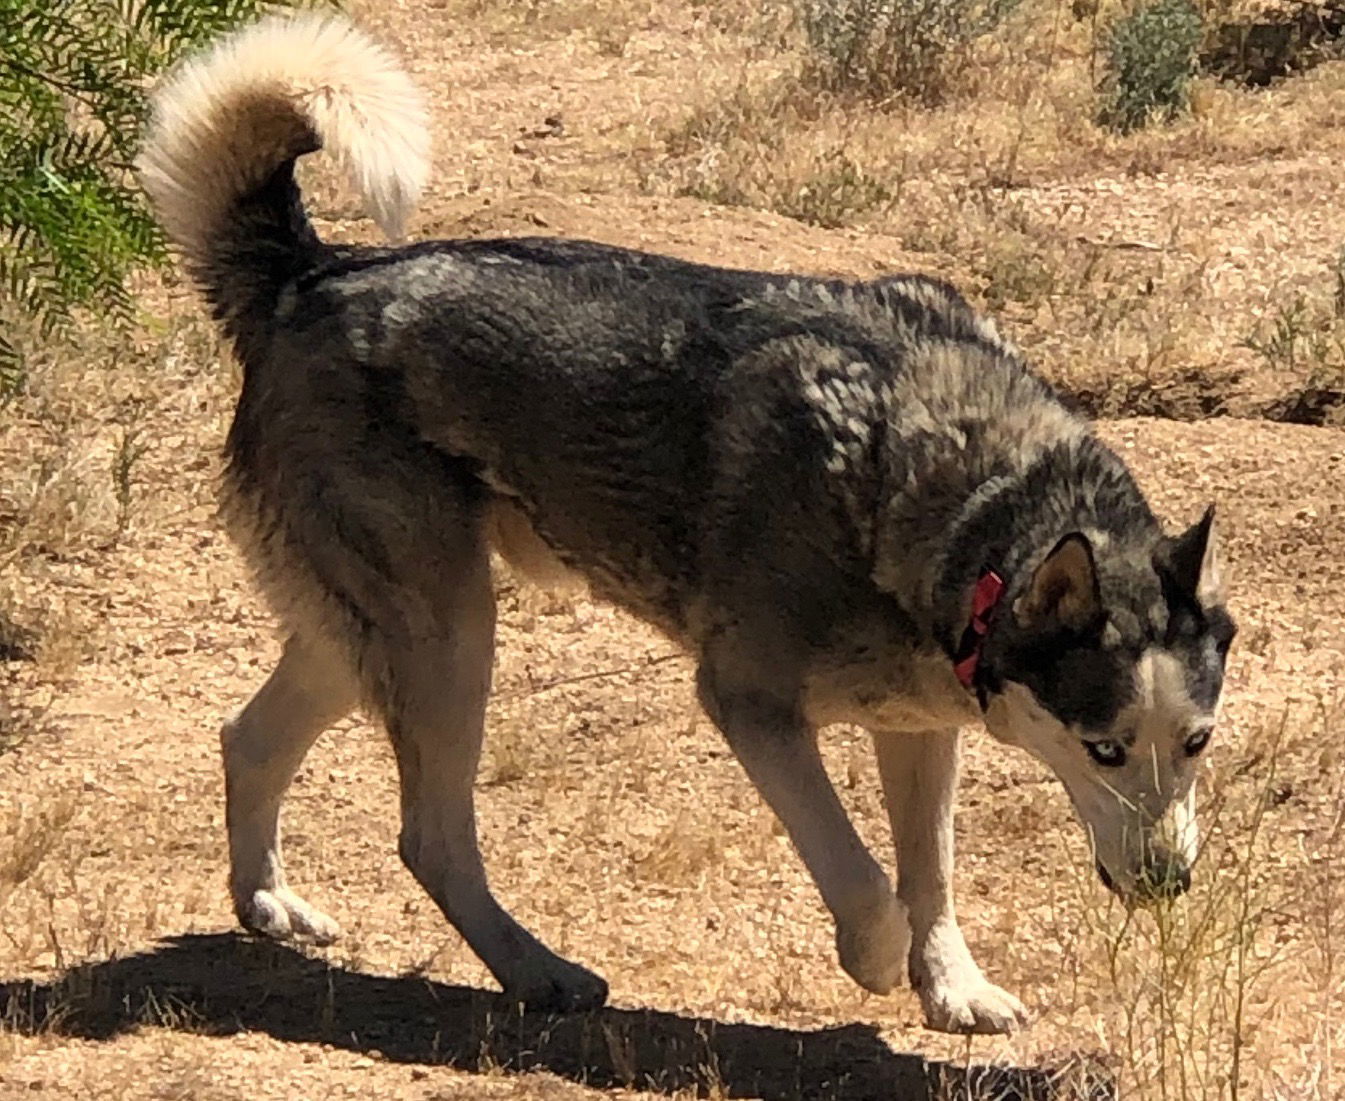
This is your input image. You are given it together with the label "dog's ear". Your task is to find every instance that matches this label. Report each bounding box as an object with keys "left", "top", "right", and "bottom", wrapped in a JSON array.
[
  {"left": 1016, "top": 532, "right": 1101, "bottom": 632},
  {"left": 1161, "top": 504, "right": 1223, "bottom": 606}
]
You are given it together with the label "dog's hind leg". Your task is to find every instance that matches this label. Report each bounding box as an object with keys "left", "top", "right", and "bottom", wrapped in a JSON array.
[
  {"left": 223, "top": 632, "right": 356, "bottom": 944},
  {"left": 696, "top": 654, "right": 908, "bottom": 996},
  {"left": 381, "top": 543, "right": 609, "bottom": 1013},
  {"left": 872, "top": 728, "right": 1030, "bottom": 1034}
]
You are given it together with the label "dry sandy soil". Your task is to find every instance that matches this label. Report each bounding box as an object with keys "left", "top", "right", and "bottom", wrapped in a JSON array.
[{"left": 2, "top": 1, "right": 1344, "bottom": 1098}]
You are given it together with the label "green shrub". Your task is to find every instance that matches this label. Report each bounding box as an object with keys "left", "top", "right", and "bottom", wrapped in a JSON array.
[
  {"left": 1097, "top": 0, "right": 1203, "bottom": 133},
  {"left": 794, "top": 0, "right": 1019, "bottom": 105},
  {"left": 0, "top": 0, "right": 297, "bottom": 385}
]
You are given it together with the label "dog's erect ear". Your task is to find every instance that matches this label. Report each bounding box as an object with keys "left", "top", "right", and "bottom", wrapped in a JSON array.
[
  {"left": 1016, "top": 533, "right": 1101, "bottom": 631},
  {"left": 1162, "top": 504, "right": 1223, "bottom": 606}
]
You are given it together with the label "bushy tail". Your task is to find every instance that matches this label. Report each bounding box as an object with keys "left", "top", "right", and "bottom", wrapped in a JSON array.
[{"left": 137, "top": 13, "right": 429, "bottom": 321}]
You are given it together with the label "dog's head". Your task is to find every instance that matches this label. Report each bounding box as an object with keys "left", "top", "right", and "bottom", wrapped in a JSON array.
[{"left": 979, "top": 506, "right": 1235, "bottom": 904}]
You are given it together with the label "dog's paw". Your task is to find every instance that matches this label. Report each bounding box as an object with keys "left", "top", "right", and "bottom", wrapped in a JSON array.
[
  {"left": 919, "top": 978, "right": 1030, "bottom": 1035},
  {"left": 835, "top": 891, "right": 911, "bottom": 996},
  {"left": 504, "top": 956, "right": 609, "bottom": 1013},
  {"left": 237, "top": 887, "right": 341, "bottom": 946}
]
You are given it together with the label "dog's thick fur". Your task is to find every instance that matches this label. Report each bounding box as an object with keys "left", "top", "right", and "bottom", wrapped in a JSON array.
[{"left": 138, "top": 13, "right": 1236, "bottom": 1034}]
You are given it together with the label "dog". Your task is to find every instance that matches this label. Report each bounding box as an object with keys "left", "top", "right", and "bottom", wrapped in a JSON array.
[{"left": 136, "top": 13, "right": 1235, "bottom": 1035}]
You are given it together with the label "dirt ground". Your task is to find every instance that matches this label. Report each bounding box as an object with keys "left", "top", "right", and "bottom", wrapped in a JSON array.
[{"left": 2, "top": 1, "right": 1344, "bottom": 1098}]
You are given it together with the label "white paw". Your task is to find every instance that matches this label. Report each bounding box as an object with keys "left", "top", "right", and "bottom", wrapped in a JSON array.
[
  {"left": 835, "top": 891, "right": 911, "bottom": 995},
  {"left": 918, "top": 976, "right": 1031, "bottom": 1034},
  {"left": 237, "top": 887, "right": 341, "bottom": 946}
]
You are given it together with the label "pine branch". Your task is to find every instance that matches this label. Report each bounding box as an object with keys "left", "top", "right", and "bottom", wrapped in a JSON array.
[
  {"left": 0, "top": 0, "right": 300, "bottom": 381},
  {"left": 0, "top": 56, "right": 101, "bottom": 109}
]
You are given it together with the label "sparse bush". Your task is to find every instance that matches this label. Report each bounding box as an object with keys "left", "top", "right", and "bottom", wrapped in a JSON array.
[
  {"left": 672, "top": 137, "right": 899, "bottom": 228},
  {"left": 793, "top": 0, "right": 1019, "bottom": 105},
  {"left": 772, "top": 152, "right": 898, "bottom": 228},
  {"left": 1097, "top": 0, "right": 1203, "bottom": 133},
  {"left": 661, "top": 79, "right": 899, "bottom": 228},
  {"left": 1239, "top": 265, "right": 1345, "bottom": 424},
  {"left": 1241, "top": 291, "right": 1345, "bottom": 378},
  {"left": 982, "top": 231, "right": 1060, "bottom": 309}
]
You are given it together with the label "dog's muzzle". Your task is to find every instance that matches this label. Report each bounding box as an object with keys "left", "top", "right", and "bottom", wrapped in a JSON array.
[{"left": 1096, "top": 844, "right": 1191, "bottom": 903}]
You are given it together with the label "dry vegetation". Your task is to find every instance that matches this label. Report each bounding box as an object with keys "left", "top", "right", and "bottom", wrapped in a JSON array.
[{"left": 2, "top": 0, "right": 1344, "bottom": 1097}]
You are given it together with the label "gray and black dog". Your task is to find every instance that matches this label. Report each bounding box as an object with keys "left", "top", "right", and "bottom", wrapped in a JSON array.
[{"left": 137, "top": 13, "right": 1235, "bottom": 1034}]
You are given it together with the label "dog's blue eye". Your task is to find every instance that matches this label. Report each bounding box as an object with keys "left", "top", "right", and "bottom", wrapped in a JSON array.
[
  {"left": 1086, "top": 740, "right": 1126, "bottom": 767},
  {"left": 1184, "top": 728, "right": 1212, "bottom": 757}
]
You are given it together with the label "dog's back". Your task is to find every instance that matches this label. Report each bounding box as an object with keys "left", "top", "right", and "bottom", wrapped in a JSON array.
[{"left": 252, "top": 234, "right": 1087, "bottom": 643}]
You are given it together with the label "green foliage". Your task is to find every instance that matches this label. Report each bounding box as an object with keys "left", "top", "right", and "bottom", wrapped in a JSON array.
[
  {"left": 1097, "top": 0, "right": 1203, "bottom": 133},
  {"left": 793, "top": 0, "right": 1019, "bottom": 105},
  {"left": 0, "top": 0, "right": 292, "bottom": 386}
]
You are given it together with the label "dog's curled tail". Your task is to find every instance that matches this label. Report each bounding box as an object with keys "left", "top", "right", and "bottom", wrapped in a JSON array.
[{"left": 137, "top": 13, "right": 428, "bottom": 315}]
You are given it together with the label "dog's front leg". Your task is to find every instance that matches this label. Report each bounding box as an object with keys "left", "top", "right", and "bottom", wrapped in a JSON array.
[
  {"left": 697, "top": 660, "right": 908, "bottom": 995},
  {"left": 223, "top": 632, "right": 355, "bottom": 944},
  {"left": 872, "top": 729, "right": 1030, "bottom": 1034}
]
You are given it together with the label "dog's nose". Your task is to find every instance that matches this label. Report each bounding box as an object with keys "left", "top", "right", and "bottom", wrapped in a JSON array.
[
  {"left": 1138, "top": 845, "right": 1191, "bottom": 899},
  {"left": 1096, "top": 846, "right": 1190, "bottom": 902}
]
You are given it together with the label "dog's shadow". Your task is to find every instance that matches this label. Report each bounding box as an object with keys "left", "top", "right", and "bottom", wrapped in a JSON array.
[{"left": 0, "top": 934, "right": 1111, "bottom": 1100}]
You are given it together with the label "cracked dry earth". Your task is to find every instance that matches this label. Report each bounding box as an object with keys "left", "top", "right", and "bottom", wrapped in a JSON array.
[{"left": 2, "top": 1, "right": 1345, "bottom": 1098}]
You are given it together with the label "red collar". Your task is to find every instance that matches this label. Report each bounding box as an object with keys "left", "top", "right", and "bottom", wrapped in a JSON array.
[{"left": 953, "top": 569, "right": 1005, "bottom": 692}]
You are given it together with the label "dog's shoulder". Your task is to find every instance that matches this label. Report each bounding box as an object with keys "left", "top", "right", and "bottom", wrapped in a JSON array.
[{"left": 858, "top": 273, "right": 1015, "bottom": 356}]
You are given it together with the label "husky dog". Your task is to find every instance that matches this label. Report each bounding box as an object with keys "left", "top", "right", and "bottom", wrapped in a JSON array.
[{"left": 137, "top": 14, "right": 1235, "bottom": 1034}]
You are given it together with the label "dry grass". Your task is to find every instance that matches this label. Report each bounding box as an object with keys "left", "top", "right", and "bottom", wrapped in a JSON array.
[
  {"left": 637, "top": 0, "right": 1345, "bottom": 415},
  {"left": 1239, "top": 268, "right": 1345, "bottom": 422},
  {"left": 657, "top": 76, "right": 906, "bottom": 228},
  {"left": 1, "top": 0, "right": 1344, "bottom": 1097}
]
